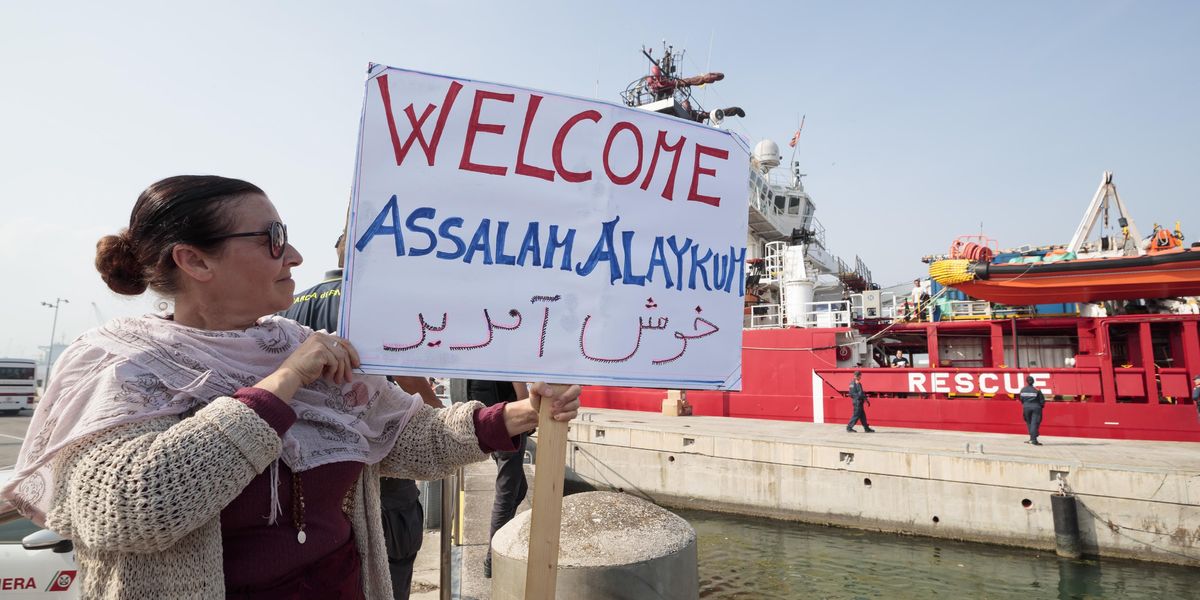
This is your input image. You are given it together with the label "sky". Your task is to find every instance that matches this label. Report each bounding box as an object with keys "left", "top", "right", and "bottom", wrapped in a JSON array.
[{"left": 1, "top": 0, "right": 1197, "bottom": 360}]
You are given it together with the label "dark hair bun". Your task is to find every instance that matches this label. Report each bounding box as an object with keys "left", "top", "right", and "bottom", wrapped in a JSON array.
[{"left": 95, "top": 232, "right": 147, "bottom": 295}]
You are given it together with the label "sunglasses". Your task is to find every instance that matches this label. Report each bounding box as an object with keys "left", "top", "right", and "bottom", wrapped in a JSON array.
[{"left": 202, "top": 221, "right": 288, "bottom": 259}]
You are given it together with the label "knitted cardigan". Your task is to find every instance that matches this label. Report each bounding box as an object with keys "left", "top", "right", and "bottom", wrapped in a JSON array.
[{"left": 45, "top": 396, "right": 489, "bottom": 600}]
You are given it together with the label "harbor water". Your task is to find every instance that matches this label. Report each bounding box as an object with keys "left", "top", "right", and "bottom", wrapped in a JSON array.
[{"left": 681, "top": 509, "right": 1200, "bottom": 599}]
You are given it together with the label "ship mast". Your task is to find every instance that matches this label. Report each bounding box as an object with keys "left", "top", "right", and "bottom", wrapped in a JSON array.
[{"left": 622, "top": 41, "right": 744, "bottom": 126}]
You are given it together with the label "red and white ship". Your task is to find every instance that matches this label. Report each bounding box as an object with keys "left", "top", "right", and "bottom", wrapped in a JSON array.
[{"left": 581, "top": 44, "right": 1200, "bottom": 442}]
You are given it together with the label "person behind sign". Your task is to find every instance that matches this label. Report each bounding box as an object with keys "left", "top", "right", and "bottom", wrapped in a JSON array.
[
  {"left": 846, "top": 370, "right": 875, "bottom": 433},
  {"left": 280, "top": 230, "right": 443, "bottom": 600},
  {"left": 0, "top": 175, "right": 581, "bottom": 600},
  {"left": 890, "top": 350, "right": 909, "bottom": 368},
  {"left": 1018, "top": 375, "right": 1046, "bottom": 445},
  {"left": 466, "top": 379, "right": 531, "bottom": 579}
]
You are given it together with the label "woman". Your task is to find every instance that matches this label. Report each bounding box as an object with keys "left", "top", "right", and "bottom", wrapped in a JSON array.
[{"left": 0, "top": 175, "right": 579, "bottom": 599}]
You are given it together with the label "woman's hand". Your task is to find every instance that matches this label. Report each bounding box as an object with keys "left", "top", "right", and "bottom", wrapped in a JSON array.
[
  {"left": 502, "top": 382, "right": 581, "bottom": 437},
  {"left": 254, "top": 332, "right": 361, "bottom": 402}
]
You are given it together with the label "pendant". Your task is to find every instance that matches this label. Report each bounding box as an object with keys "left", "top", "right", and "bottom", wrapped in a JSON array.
[{"left": 297, "top": 530, "right": 307, "bottom": 544}]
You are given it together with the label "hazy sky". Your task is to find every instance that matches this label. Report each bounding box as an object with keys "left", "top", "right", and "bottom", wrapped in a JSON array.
[{"left": 2, "top": 1, "right": 1197, "bottom": 360}]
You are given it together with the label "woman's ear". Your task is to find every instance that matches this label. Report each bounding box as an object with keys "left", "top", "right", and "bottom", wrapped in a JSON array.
[{"left": 172, "top": 244, "right": 216, "bottom": 283}]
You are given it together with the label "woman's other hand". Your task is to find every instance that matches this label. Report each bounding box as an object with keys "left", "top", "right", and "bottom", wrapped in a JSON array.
[
  {"left": 502, "top": 382, "right": 581, "bottom": 437},
  {"left": 254, "top": 332, "right": 361, "bottom": 401}
]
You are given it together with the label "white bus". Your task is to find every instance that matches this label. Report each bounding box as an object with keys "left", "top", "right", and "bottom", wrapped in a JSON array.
[{"left": 0, "top": 359, "right": 37, "bottom": 416}]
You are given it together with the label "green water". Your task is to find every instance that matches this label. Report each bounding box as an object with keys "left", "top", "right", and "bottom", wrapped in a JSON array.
[{"left": 681, "top": 510, "right": 1199, "bottom": 599}]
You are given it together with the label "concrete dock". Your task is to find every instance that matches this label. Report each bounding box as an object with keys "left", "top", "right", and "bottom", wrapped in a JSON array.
[
  {"left": 564, "top": 408, "right": 1200, "bottom": 566},
  {"left": 410, "top": 460, "right": 533, "bottom": 600},
  {"left": 409, "top": 407, "right": 1198, "bottom": 598}
]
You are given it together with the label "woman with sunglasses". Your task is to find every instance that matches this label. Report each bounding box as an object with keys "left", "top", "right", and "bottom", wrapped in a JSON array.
[{"left": 1, "top": 175, "right": 580, "bottom": 599}]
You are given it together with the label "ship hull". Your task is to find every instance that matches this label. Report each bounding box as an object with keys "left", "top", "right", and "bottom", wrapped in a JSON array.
[
  {"left": 581, "top": 323, "right": 1200, "bottom": 442},
  {"left": 954, "top": 248, "right": 1200, "bottom": 305}
]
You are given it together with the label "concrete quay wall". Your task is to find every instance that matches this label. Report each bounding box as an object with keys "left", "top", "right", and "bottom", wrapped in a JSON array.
[{"left": 561, "top": 410, "right": 1200, "bottom": 566}]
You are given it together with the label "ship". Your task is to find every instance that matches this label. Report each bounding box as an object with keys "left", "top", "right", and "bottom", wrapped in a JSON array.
[{"left": 580, "top": 43, "right": 1200, "bottom": 442}]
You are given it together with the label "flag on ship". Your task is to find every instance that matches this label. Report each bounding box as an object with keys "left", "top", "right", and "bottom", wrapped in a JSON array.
[{"left": 789, "top": 115, "right": 805, "bottom": 147}]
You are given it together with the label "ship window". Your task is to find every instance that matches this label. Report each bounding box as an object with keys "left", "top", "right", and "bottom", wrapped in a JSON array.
[
  {"left": 787, "top": 197, "right": 801, "bottom": 215},
  {"left": 1003, "top": 335, "right": 1077, "bottom": 369},
  {"left": 939, "top": 336, "right": 987, "bottom": 368},
  {"left": 1110, "top": 330, "right": 1130, "bottom": 366},
  {"left": 773, "top": 193, "right": 785, "bottom": 212},
  {"left": 1150, "top": 323, "right": 1178, "bottom": 369}
]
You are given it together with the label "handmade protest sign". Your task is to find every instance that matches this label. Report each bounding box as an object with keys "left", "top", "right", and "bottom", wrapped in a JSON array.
[{"left": 339, "top": 64, "right": 749, "bottom": 390}]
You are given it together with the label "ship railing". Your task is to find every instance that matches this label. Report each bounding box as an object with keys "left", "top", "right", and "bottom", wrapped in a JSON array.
[
  {"left": 888, "top": 295, "right": 940, "bottom": 323},
  {"left": 854, "top": 256, "right": 872, "bottom": 287},
  {"left": 809, "top": 219, "right": 827, "bottom": 248},
  {"left": 749, "top": 177, "right": 787, "bottom": 219},
  {"left": 887, "top": 296, "right": 904, "bottom": 322},
  {"left": 748, "top": 304, "right": 783, "bottom": 329},
  {"left": 748, "top": 182, "right": 787, "bottom": 220},
  {"left": 797, "top": 301, "right": 852, "bottom": 329},
  {"left": 767, "top": 170, "right": 796, "bottom": 189}
]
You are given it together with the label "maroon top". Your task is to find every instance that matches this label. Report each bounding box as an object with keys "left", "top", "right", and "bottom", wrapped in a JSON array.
[{"left": 221, "top": 388, "right": 516, "bottom": 596}]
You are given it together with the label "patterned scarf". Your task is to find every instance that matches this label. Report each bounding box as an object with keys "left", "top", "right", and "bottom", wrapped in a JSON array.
[{"left": 1, "top": 313, "right": 420, "bottom": 525}]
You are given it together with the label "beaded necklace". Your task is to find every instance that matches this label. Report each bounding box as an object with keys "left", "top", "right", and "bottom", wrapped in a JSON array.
[{"left": 292, "top": 472, "right": 307, "bottom": 544}]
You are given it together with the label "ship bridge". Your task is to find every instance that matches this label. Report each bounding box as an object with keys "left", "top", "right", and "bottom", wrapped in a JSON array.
[{"left": 748, "top": 168, "right": 818, "bottom": 244}]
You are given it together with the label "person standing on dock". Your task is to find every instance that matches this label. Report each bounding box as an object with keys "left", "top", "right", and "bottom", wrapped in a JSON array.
[
  {"left": 469, "top": 379, "right": 532, "bottom": 578},
  {"left": 1192, "top": 374, "right": 1200, "bottom": 421},
  {"left": 1018, "top": 375, "right": 1046, "bottom": 445},
  {"left": 847, "top": 370, "right": 875, "bottom": 433}
]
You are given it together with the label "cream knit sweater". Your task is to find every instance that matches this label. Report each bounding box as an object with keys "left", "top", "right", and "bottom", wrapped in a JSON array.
[{"left": 45, "top": 396, "right": 489, "bottom": 600}]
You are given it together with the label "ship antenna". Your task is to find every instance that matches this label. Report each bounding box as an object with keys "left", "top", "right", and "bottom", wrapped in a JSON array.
[{"left": 703, "top": 29, "right": 715, "bottom": 107}]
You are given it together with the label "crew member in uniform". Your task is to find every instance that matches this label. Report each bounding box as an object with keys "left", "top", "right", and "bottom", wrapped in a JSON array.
[
  {"left": 281, "top": 232, "right": 442, "bottom": 600},
  {"left": 1192, "top": 374, "right": 1200, "bottom": 422},
  {"left": 1018, "top": 375, "right": 1046, "bottom": 446},
  {"left": 846, "top": 370, "right": 875, "bottom": 433}
]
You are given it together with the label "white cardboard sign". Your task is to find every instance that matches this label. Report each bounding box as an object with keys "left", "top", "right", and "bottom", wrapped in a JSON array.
[{"left": 339, "top": 64, "right": 748, "bottom": 390}]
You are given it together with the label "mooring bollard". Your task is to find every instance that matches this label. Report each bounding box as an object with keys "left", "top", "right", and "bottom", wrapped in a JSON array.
[
  {"left": 1050, "top": 493, "right": 1082, "bottom": 559},
  {"left": 491, "top": 491, "right": 698, "bottom": 600}
]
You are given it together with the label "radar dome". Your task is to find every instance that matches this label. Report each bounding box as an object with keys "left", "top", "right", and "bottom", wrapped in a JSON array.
[{"left": 753, "top": 140, "right": 781, "bottom": 171}]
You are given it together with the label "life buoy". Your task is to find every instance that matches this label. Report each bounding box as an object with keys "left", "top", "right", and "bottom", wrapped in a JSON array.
[{"left": 836, "top": 345, "right": 853, "bottom": 361}]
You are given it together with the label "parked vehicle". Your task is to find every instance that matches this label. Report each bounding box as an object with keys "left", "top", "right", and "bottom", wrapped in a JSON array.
[
  {"left": 0, "top": 468, "right": 80, "bottom": 597},
  {"left": 0, "top": 359, "right": 37, "bottom": 416}
]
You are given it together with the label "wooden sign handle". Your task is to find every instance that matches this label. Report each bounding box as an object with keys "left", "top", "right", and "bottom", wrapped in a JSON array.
[{"left": 524, "top": 392, "right": 569, "bottom": 600}]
